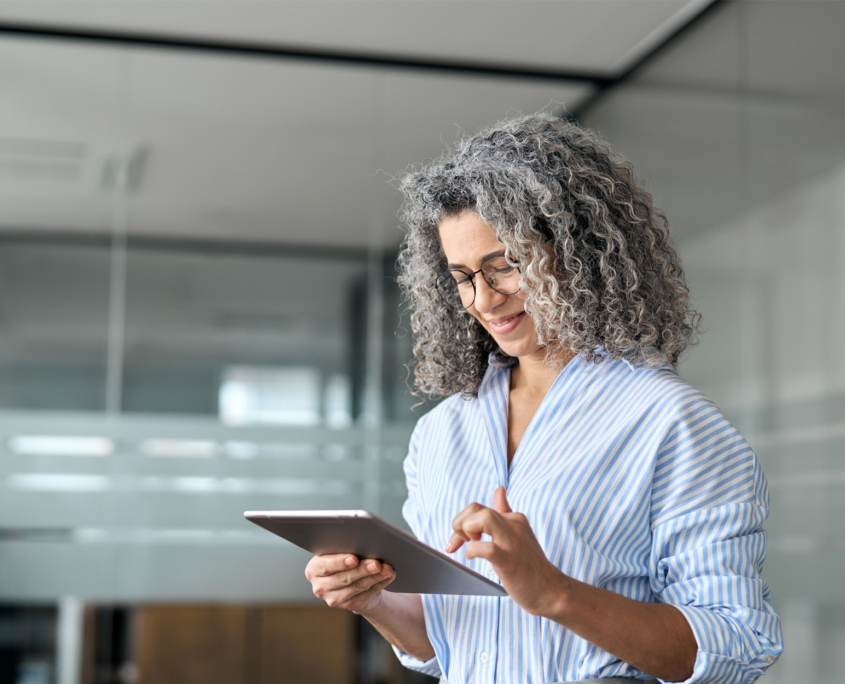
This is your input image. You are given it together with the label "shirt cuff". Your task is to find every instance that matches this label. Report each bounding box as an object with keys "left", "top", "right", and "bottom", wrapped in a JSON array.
[
  {"left": 391, "top": 645, "right": 443, "bottom": 678},
  {"left": 670, "top": 605, "right": 781, "bottom": 684}
]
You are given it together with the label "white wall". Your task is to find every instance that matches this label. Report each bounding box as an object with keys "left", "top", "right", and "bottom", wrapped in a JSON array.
[{"left": 677, "top": 161, "right": 845, "bottom": 683}]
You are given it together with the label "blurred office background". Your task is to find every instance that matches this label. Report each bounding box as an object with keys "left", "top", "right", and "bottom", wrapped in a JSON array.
[{"left": 0, "top": 1, "right": 842, "bottom": 682}]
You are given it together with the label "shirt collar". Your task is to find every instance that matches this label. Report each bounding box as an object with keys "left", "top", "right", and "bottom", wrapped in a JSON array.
[{"left": 487, "top": 352, "right": 517, "bottom": 369}]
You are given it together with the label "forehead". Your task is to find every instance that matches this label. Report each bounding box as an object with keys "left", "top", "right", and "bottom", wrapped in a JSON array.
[{"left": 438, "top": 212, "right": 505, "bottom": 266}]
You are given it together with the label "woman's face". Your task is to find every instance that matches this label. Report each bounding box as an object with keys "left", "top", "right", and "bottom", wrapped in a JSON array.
[{"left": 438, "top": 212, "right": 543, "bottom": 361}]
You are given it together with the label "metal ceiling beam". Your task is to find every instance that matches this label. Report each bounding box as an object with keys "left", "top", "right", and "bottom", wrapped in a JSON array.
[
  {"left": 0, "top": 229, "right": 372, "bottom": 261},
  {"left": 0, "top": 1, "right": 724, "bottom": 112},
  {"left": 0, "top": 19, "right": 612, "bottom": 86}
]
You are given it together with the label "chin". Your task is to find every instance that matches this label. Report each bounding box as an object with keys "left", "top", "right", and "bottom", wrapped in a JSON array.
[{"left": 494, "top": 339, "right": 541, "bottom": 360}]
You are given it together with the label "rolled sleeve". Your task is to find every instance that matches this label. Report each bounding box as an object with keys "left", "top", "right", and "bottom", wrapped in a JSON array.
[
  {"left": 391, "top": 647, "right": 443, "bottom": 678},
  {"left": 651, "top": 498, "right": 783, "bottom": 683},
  {"left": 649, "top": 394, "right": 783, "bottom": 684}
]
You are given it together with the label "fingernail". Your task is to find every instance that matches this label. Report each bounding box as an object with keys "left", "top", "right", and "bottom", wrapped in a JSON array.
[
  {"left": 381, "top": 565, "right": 391, "bottom": 576},
  {"left": 367, "top": 562, "right": 378, "bottom": 572},
  {"left": 345, "top": 557, "right": 356, "bottom": 567}
]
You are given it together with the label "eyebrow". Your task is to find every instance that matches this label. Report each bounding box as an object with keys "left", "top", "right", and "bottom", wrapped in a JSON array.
[{"left": 447, "top": 250, "right": 506, "bottom": 270}]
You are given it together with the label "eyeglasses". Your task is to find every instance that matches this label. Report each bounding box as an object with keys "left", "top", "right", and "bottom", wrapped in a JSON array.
[{"left": 436, "top": 254, "right": 520, "bottom": 310}]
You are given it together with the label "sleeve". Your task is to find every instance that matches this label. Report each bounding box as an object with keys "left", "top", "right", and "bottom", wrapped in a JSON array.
[
  {"left": 391, "top": 418, "right": 444, "bottom": 679},
  {"left": 649, "top": 393, "right": 784, "bottom": 684}
]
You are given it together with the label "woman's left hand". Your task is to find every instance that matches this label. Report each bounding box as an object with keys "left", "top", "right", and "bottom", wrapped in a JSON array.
[{"left": 446, "top": 486, "right": 567, "bottom": 616}]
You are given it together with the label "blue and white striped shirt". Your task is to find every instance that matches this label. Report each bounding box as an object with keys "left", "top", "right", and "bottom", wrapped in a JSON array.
[{"left": 394, "top": 352, "right": 783, "bottom": 684}]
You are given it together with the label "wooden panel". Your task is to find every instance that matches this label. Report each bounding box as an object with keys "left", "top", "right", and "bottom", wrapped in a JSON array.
[
  {"left": 134, "top": 605, "right": 247, "bottom": 684},
  {"left": 132, "top": 603, "right": 358, "bottom": 684},
  {"left": 260, "top": 605, "right": 357, "bottom": 684},
  {"left": 80, "top": 606, "right": 97, "bottom": 684}
]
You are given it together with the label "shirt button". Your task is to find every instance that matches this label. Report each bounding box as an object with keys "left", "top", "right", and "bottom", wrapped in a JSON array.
[
  {"left": 764, "top": 655, "right": 776, "bottom": 664},
  {"left": 487, "top": 569, "right": 497, "bottom": 580},
  {"left": 480, "top": 652, "right": 489, "bottom": 664}
]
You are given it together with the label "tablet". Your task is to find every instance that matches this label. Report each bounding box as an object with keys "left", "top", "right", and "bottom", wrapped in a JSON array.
[{"left": 244, "top": 509, "right": 507, "bottom": 596}]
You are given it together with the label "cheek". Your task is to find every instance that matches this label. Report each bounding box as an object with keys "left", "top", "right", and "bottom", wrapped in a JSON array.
[{"left": 468, "top": 309, "right": 488, "bottom": 329}]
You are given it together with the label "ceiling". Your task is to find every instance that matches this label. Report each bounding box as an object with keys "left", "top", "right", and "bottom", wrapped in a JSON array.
[
  {"left": 581, "top": 0, "right": 845, "bottom": 242},
  {"left": 0, "top": 1, "right": 710, "bottom": 75},
  {"left": 0, "top": 0, "right": 712, "bottom": 248}
]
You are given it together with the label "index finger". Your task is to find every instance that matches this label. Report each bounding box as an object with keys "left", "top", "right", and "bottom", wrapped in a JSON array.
[
  {"left": 446, "top": 506, "right": 505, "bottom": 554},
  {"left": 453, "top": 506, "right": 508, "bottom": 542},
  {"left": 311, "top": 553, "right": 359, "bottom": 577},
  {"left": 450, "top": 502, "right": 486, "bottom": 538}
]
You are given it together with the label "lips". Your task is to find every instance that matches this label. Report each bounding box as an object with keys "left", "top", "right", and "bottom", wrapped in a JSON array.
[{"left": 489, "top": 311, "right": 525, "bottom": 335}]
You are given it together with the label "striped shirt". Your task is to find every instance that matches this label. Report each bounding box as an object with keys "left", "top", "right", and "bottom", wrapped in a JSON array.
[{"left": 394, "top": 352, "right": 783, "bottom": 684}]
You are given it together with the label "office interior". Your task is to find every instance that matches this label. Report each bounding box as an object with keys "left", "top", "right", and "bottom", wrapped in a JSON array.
[{"left": 0, "top": 1, "right": 842, "bottom": 682}]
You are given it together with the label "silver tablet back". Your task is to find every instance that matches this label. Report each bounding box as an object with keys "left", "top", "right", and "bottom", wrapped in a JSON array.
[{"left": 245, "top": 509, "right": 507, "bottom": 596}]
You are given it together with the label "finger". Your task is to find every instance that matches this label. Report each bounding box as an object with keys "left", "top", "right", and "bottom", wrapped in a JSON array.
[
  {"left": 311, "top": 553, "right": 359, "bottom": 578},
  {"left": 492, "top": 486, "right": 512, "bottom": 514},
  {"left": 317, "top": 562, "right": 385, "bottom": 601},
  {"left": 346, "top": 575, "right": 397, "bottom": 612},
  {"left": 354, "top": 560, "right": 392, "bottom": 581},
  {"left": 367, "top": 573, "right": 396, "bottom": 594},
  {"left": 454, "top": 507, "right": 509, "bottom": 542},
  {"left": 359, "top": 558, "right": 384, "bottom": 574},
  {"left": 330, "top": 560, "right": 384, "bottom": 589},
  {"left": 464, "top": 540, "right": 502, "bottom": 563},
  {"left": 330, "top": 566, "right": 396, "bottom": 606},
  {"left": 448, "top": 502, "right": 503, "bottom": 553},
  {"left": 358, "top": 570, "right": 396, "bottom": 598},
  {"left": 445, "top": 532, "right": 467, "bottom": 553},
  {"left": 450, "top": 502, "right": 486, "bottom": 536},
  {"left": 449, "top": 503, "right": 492, "bottom": 548}
]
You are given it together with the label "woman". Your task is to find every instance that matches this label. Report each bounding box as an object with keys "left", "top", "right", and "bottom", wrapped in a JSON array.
[{"left": 305, "top": 114, "right": 783, "bottom": 683}]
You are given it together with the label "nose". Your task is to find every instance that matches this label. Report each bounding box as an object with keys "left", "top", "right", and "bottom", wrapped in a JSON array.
[{"left": 472, "top": 274, "right": 508, "bottom": 314}]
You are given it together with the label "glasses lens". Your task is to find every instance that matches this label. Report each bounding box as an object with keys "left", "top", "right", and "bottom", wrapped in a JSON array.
[
  {"left": 481, "top": 256, "right": 520, "bottom": 295},
  {"left": 437, "top": 270, "right": 474, "bottom": 309}
]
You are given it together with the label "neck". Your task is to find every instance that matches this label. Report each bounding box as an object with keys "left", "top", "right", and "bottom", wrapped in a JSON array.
[{"left": 511, "top": 345, "right": 575, "bottom": 394}]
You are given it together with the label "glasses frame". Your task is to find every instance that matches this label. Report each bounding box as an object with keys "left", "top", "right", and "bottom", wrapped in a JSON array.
[{"left": 436, "top": 253, "right": 521, "bottom": 310}]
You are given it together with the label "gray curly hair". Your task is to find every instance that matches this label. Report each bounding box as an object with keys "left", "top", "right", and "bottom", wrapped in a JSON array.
[{"left": 397, "top": 113, "right": 699, "bottom": 400}]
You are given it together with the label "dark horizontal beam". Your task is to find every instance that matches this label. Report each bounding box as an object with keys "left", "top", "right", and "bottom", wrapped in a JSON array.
[
  {"left": 0, "top": 20, "right": 613, "bottom": 86},
  {"left": 0, "top": 229, "right": 375, "bottom": 262}
]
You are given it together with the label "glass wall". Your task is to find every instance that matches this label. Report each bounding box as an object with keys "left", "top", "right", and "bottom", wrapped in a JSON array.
[
  {"left": 0, "top": 236, "right": 110, "bottom": 411},
  {"left": 0, "top": 25, "right": 592, "bottom": 684},
  {"left": 582, "top": 3, "right": 845, "bottom": 682}
]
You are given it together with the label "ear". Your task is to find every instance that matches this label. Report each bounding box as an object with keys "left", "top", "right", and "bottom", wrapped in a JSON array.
[{"left": 492, "top": 486, "right": 512, "bottom": 514}]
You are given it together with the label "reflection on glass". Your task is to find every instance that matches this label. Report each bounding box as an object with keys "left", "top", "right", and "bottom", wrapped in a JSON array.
[
  {"left": 219, "top": 365, "right": 322, "bottom": 426},
  {"left": 6, "top": 435, "right": 114, "bottom": 456},
  {"left": 0, "top": 239, "right": 110, "bottom": 411}
]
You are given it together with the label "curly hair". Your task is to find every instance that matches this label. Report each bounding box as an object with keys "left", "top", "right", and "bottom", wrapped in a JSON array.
[{"left": 397, "top": 113, "right": 700, "bottom": 400}]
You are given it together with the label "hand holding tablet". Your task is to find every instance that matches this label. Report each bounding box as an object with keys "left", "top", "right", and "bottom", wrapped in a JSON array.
[{"left": 244, "top": 509, "right": 507, "bottom": 596}]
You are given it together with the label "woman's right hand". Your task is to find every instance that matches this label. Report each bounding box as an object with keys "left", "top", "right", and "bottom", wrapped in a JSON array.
[{"left": 304, "top": 554, "right": 395, "bottom": 615}]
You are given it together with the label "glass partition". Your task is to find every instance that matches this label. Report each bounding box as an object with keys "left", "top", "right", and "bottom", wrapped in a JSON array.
[
  {"left": 0, "top": 236, "right": 110, "bottom": 411},
  {"left": 0, "top": 25, "right": 593, "bottom": 684}
]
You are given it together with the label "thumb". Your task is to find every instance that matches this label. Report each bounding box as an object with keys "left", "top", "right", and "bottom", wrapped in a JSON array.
[{"left": 492, "top": 485, "right": 512, "bottom": 514}]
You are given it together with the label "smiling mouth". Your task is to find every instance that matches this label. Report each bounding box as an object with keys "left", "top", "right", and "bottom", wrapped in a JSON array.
[{"left": 489, "top": 311, "right": 525, "bottom": 334}]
